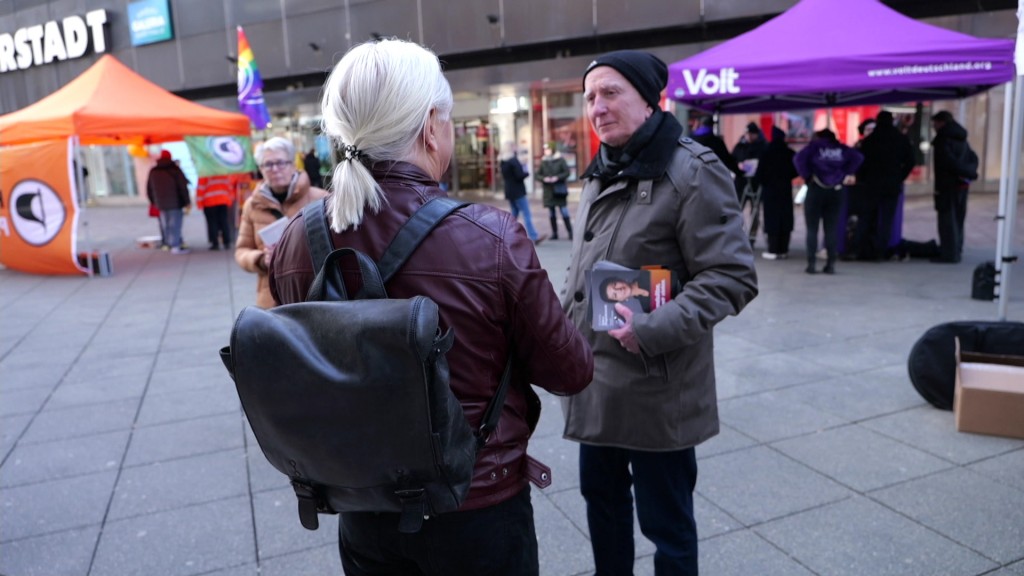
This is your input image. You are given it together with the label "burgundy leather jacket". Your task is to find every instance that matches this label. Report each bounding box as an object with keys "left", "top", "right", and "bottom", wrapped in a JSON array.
[{"left": 268, "top": 161, "right": 593, "bottom": 511}]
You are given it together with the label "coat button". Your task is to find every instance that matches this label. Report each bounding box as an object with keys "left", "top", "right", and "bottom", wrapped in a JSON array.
[
  {"left": 490, "top": 472, "right": 497, "bottom": 480},
  {"left": 583, "top": 231, "right": 594, "bottom": 241},
  {"left": 574, "top": 291, "right": 585, "bottom": 302},
  {"left": 501, "top": 467, "right": 508, "bottom": 476},
  {"left": 640, "top": 190, "right": 648, "bottom": 199}
]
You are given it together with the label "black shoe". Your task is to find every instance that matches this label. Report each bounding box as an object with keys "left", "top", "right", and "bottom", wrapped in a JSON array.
[
  {"left": 823, "top": 264, "right": 835, "bottom": 274},
  {"left": 805, "top": 265, "right": 817, "bottom": 274},
  {"left": 209, "top": 244, "right": 220, "bottom": 251}
]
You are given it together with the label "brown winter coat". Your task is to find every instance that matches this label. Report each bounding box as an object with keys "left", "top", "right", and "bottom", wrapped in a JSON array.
[
  {"left": 561, "top": 137, "right": 758, "bottom": 451},
  {"left": 235, "top": 171, "right": 327, "bottom": 308}
]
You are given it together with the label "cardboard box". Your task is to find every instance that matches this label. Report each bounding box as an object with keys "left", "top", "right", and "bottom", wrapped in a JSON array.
[{"left": 954, "top": 341, "right": 1024, "bottom": 440}]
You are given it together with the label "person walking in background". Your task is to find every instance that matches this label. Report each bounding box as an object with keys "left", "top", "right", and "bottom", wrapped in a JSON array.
[
  {"left": 793, "top": 128, "right": 864, "bottom": 275},
  {"left": 146, "top": 150, "right": 192, "bottom": 254},
  {"left": 235, "top": 136, "right": 327, "bottom": 308},
  {"left": 562, "top": 49, "right": 758, "bottom": 576},
  {"left": 195, "top": 174, "right": 237, "bottom": 250},
  {"left": 500, "top": 143, "right": 547, "bottom": 244},
  {"left": 756, "top": 126, "right": 798, "bottom": 260},
  {"left": 267, "top": 39, "right": 593, "bottom": 575},
  {"left": 536, "top": 143, "right": 573, "bottom": 240},
  {"left": 930, "top": 110, "right": 978, "bottom": 263},
  {"left": 303, "top": 147, "right": 323, "bottom": 188},
  {"left": 856, "top": 110, "right": 916, "bottom": 261},
  {"left": 731, "top": 122, "right": 768, "bottom": 203}
]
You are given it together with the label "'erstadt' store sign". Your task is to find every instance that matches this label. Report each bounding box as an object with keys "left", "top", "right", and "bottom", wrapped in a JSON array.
[{"left": 0, "top": 9, "right": 108, "bottom": 74}]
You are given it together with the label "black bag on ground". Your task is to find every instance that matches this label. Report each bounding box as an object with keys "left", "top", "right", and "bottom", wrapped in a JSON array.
[
  {"left": 220, "top": 197, "right": 512, "bottom": 534},
  {"left": 907, "top": 320, "right": 1024, "bottom": 410},
  {"left": 899, "top": 239, "right": 940, "bottom": 259},
  {"left": 971, "top": 261, "right": 996, "bottom": 301}
]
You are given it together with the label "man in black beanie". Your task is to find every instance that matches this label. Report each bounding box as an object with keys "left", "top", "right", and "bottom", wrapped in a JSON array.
[{"left": 561, "top": 49, "right": 758, "bottom": 576}]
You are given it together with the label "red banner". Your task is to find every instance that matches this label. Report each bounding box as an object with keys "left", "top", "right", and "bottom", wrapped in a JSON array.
[{"left": 0, "top": 139, "right": 87, "bottom": 275}]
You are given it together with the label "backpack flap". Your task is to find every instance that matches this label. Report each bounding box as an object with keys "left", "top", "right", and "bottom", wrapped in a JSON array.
[{"left": 229, "top": 296, "right": 477, "bottom": 529}]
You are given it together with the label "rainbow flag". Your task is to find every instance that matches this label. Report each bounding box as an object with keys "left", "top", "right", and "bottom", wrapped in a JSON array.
[{"left": 236, "top": 26, "right": 270, "bottom": 130}]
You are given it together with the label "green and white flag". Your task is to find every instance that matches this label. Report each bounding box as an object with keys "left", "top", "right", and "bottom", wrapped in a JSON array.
[{"left": 185, "top": 135, "right": 256, "bottom": 177}]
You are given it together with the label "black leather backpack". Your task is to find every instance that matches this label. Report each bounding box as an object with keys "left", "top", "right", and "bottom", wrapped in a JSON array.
[{"left": 220, "top": 197, "right": 512, "bottom": 534}]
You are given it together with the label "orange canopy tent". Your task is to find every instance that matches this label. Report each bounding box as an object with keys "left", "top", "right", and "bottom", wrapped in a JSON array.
[{"left": 0, "top": 54, "right": 250, "bottom": 146}]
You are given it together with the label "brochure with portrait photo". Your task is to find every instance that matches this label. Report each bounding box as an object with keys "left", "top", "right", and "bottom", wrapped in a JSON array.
[{"left": 588, "top": 260, "right": 675, "bottom": 331}]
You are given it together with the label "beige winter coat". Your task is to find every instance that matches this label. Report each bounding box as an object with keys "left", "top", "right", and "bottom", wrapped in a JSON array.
[
  {"left": 235, "top": 171, "right": 327, "bottom": 308},
  {"left": 560, "top": 137, "right": 758, "bottom": 450}
]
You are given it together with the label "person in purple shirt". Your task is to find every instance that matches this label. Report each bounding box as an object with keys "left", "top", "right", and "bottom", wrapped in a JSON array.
[{"left": 793, "top": 128, "right": 863, "bottom": 274}]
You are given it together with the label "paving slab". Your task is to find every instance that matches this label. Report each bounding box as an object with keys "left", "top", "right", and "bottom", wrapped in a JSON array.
[
  {"left": 0, "top": 470, "right": 117, "bottom": 542},
  {"left": 109, "top": 449, "right": 248, "bottom": 521},
  {"left": 869, "top": 468, "right": 1024, "bottom": 564},
  {"left": 697, "top": 445, "right": 853, "bottom": 526},
  {"left": 770, "top": 424, "right": 954, "bottom": 492},
  {"left": 700, "top": 530, "right": 817, "bottom": 576},
  {"left": 0, "top": 429, "right": 128, "bottom": 488},
  {"left": 90, "top": 496, "right": 254, "bottom": 576},
  {"left": 0, "top": 525, "right": 101, "bottom": 576},
  {"left": 756, "top": 495, "right": 997, "bottom": 576}
]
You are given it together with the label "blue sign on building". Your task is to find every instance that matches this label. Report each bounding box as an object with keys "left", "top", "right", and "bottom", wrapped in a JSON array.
[{"left": 127, "top": 0, "right": 173, "bottom": 46}]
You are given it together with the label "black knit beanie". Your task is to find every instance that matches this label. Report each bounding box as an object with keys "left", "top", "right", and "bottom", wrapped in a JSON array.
[{"left": 583, "top": 50, "right": 668, "bottom": 109}]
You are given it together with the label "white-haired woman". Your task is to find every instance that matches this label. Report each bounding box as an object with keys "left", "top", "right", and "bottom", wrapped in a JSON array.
[
  {"left": 235, "top": 136, "right": 327, "bottom": 308},
  {"left": 267, "top": 39, "right": 592, "bottom": 575}
]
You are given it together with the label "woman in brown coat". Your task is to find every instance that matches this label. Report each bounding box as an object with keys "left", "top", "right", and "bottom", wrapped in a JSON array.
[{"left": 234, "top": 136, "right": 327, "bottom": 308}]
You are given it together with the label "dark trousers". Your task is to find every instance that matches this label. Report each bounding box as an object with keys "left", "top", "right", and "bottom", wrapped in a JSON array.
[
  {"left": 804, "top": 182, "right": 843, "bottom": 267},
  {"left": 339, "top": 486, "right": 538, "bottom": 576},
  {"left": 580, "top": 444, "right": 698, "bottom": 576},
  {"left": 203, "top": 205, "right": 232, "bottom": 248},
  {"left": 855, "top": 192, "right": 900, "bottom": 259},
  {"left": 935, "top": 186, "right": 968, "bottom": 262},
  {"left": 766, "top": 231, "right": 791, "bottom": 255}
]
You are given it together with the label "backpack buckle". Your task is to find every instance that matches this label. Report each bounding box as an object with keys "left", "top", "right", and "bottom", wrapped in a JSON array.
[
  {"left": 291, "top": 480, "right": 321, "bottom": 531},
  {"left": 395, "top": 488, "right": 427, "bottom": 534}
]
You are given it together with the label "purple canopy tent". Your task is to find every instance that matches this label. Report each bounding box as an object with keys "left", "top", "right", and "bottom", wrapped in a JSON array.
[
  {"left": 667, "top": 0, "right": 1014, "bottom": 113},
  {"left": 667, "top": 0, "right": 1020, "bottom": 318}
]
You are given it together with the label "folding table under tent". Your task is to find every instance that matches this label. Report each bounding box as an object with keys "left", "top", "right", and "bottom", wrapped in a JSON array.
[{"left": 666, "top": 0, "right": 1017, "bottom": 317}]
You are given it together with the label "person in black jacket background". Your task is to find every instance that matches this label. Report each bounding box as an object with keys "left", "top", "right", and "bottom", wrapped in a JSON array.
[
  {"left": 689, "top": 115, "right": 742, "bottom": 178},
  {"left": 930, "top": 110, "right": 977, "bottom": 263},
  {"left": 856, "top": 110, "right": 916, "bottom": 261},
  {"left": 754, "top": 126, "right": 798, "bottom": 259},
  {"left": 731, "top": 122, "right": 768, "bottom": 203}
]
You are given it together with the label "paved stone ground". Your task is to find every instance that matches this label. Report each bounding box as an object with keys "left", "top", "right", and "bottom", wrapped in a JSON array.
[{"left": 0, "top": 190, "right": 1022, "bottom": 576}]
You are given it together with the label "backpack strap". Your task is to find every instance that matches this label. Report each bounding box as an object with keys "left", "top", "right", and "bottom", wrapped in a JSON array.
[
  {"left": 477, "top": 348, "right": 513, "bottom": 448},
  {"left": 302, "top": 198, "right": 333, "bottom": 275},
  {"left": 377, "top": 197, "right": 467, "bottom": 283}
]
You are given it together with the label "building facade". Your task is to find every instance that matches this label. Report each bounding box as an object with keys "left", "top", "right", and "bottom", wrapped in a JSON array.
[{"left": 0, "top": 0, "right": 1016, "bottom": 199}]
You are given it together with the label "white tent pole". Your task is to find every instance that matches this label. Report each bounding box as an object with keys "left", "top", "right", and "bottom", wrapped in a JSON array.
[
  {"left": 995, "top": 81, "right": 1013, "bottom": 298},
  {"left": 73, "top": 136, "right": 93, "bottom": 279},
  {"left": 998, "top": 74, "right": 1024, "bottom": 320},
  {"left": 999, "top": 1, "right": 1024, "bottom": 319}
]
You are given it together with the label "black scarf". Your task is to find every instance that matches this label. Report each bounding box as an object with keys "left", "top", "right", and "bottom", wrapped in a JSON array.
[{"left": 582, "top": 110, "right": 684, "bottom": 182}]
